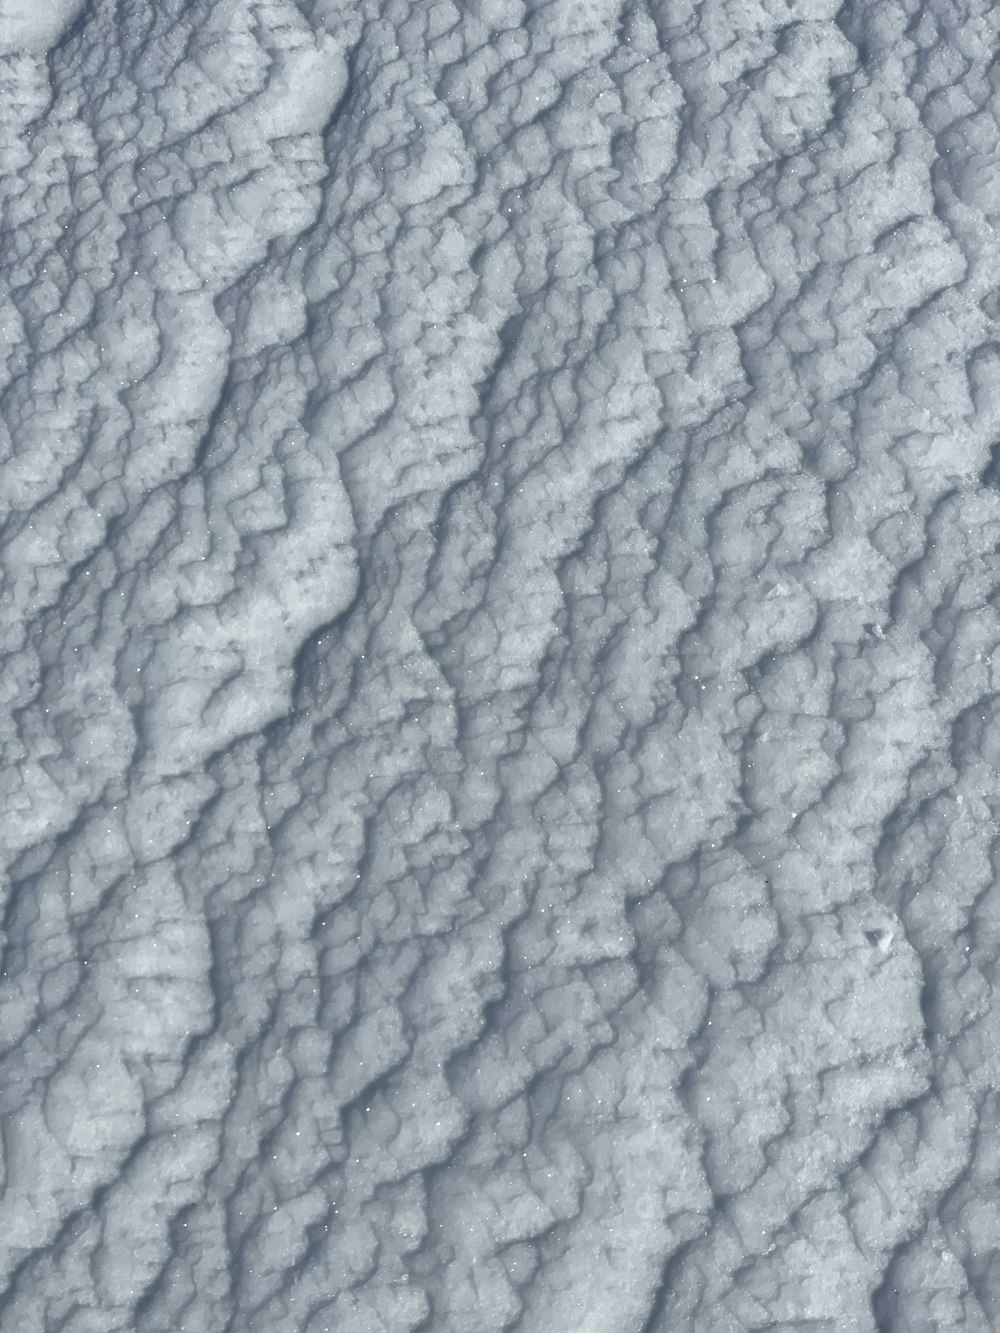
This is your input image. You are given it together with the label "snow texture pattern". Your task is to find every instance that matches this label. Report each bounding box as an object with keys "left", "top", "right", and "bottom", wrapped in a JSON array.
[{"left": 0, "top": 0, "right": 998, "bottom": 1329}]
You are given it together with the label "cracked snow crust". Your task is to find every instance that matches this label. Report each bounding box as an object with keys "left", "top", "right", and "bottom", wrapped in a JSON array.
[{"left": 1, "top": 0, "right": 999, "bottom": 1329}]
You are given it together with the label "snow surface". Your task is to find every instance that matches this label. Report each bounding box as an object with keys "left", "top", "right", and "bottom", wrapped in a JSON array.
[{"left": 1, "top": 0, "right": 999, "bottom": 1329}]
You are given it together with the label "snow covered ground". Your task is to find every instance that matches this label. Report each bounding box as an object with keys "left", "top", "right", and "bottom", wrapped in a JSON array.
[{"left": 0, "top": 0, "right": 998, "bottom": 1328}]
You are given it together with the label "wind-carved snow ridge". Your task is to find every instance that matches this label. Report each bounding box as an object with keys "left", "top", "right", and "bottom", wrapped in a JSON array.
[{"left": 1, "top": 0, "right": 999, "bottom": 1329}]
